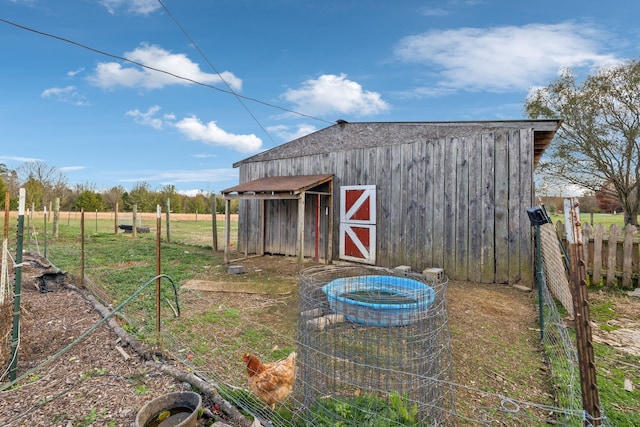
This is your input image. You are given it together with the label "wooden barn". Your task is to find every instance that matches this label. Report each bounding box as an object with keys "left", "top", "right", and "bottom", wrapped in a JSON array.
[{"left": 221, "top": 120, "right": 560, "bottom": 285}]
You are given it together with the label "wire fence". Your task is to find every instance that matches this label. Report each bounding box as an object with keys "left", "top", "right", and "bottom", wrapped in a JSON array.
[
  {"left": 537, "top": 221, "right": 608, "bottom": 426},
  {"left": 25, "top": 210, "right": 237, "bottom": 249},
  {"left": 0, "top": 208, "right": 603, "bottom": 426}
]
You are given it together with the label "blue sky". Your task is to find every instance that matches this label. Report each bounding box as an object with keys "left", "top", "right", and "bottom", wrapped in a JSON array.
[{"left": 1, "top": 0, "right": 638, "bottom": 196}]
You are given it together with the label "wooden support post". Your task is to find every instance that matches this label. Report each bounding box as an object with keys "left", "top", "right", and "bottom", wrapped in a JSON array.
[
  {"left": 315, "top": 193, "right": 320, "bottom": 262},
  {"left": 297, "top": 192, "right": 306, "bottom": 270},
  {"left": 259, "top": 199, "right": 265, "bottom": 256},
  {"left": 211, "top": 194, "right": 217, "bottom": 251},
  {"left": 564, "top": 198, "right": 602, "bottom": 426},
  {"left": 224, "top": 198, "right": 231, "bottom": 264}
]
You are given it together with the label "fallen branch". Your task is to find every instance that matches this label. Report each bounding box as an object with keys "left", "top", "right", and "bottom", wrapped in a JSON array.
[
  {"left": 165, "top": 297, "right": 179, "bottom": 318},
  {"left": 73, "top": 286, "right": 152, "bottom": 359},
  {"left": 70, "top": 284, "right": 253, "bottom": 427}
]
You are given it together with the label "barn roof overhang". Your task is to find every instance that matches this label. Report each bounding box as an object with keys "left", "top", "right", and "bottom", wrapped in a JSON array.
[
  {"left": 221, "top": 174, "right": 335, "bottom": 267},
  {"left": 220, "top": 174, "right": 333, "bottom": 200},
  {"left": 232, "top": 120, "right": 561, "bottom": 170},
  {"left": 532, "top": 123, "right": 561, "bottom": 168}
]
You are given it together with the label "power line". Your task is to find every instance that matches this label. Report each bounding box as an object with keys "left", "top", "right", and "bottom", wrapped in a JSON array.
[
  {"left": 0, "top": 17, "right": 333, "bottom": 129},
  {"left": 156, "top": 0, "right": 278, "bottom": 145}
]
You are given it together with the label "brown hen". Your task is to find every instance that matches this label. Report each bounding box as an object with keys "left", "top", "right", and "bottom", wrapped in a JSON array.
[{"left": 242, "top": 351, "right": 296, "bottom": 408}]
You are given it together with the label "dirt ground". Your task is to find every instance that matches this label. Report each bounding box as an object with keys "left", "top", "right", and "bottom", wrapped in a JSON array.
[
  {"left": 0, "top": 254, "right": 189, "bottom": 426},
  {"left": 1, "top": 253, "right": 637, "bottom": 426}
]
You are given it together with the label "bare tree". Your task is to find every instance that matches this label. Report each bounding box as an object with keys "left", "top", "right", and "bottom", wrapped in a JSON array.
[
  {"left": 526, "top": 60, "right": 640, "bottom": 225},
  {"left": 0, "top": 163, "right": 19, "bottom": 196},
  {"left": 103, "top": 186, "right": 126, "bottom": 211},
  {"left": 17, "top": 161, "right": 68, "bottom": 208}
]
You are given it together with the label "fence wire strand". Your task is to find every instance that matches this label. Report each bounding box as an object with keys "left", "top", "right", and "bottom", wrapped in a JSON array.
[{"left": 0, "top": 211, "right": 603, "bottom": 426}]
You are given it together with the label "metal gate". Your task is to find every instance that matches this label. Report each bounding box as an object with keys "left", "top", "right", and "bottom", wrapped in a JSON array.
[{"left": 339, "top": 185, "right": 376, "bottom": 264}]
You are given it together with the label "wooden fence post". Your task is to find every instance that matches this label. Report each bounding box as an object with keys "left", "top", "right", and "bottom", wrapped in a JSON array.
[
  {"left": 622, "top": 224, "right": 637, "bottom": 288},
  {"left": 165, "top": 198, "right": 171, "bottom": 243},
  {"left": 557, "top": 220, "right": 639, "bottom": 288},
  {"left": 132, "top": 204, "right": 137, "bottom": 238},
  {"left": 53, "top": 197, "right": 60, "bottom": 238},
  {"left": 211, "top": 194, "right": 218, "bottom": 252},
  {"left": 592, "top": 224, "right": 604, "bottom": 285},
  {"left": 606, "top": 225, "right": 620, "bottom": 286},
  {"left": 564, "top": 198, "right": 601, "bottom": 426}
]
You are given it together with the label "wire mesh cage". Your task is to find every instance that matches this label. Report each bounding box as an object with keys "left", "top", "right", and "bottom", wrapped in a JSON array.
[{"left": 295, "top": 265, "right": 454, "bottom": 426}]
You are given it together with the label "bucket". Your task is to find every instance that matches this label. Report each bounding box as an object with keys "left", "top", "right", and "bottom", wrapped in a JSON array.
[{"left": 135, "top": 391, "right": 201, "bottom": 427}]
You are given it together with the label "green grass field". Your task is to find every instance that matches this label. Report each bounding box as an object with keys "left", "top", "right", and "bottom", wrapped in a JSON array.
[
  {"left": 548, "top": 212, "right": 637, "bottom": 229},
  {"left": 5, "top": 212, "right": 638, "bottom": 426}
]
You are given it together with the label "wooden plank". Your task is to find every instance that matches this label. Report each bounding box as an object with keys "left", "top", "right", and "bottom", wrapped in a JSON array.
[
  {"left": 622, "top": 224, "right": 636, "bottom": 288},
  {"left": 506, "top": 130, "right": 521, "bottom": 284},
  {"left": 115, "top": 344, "right": 131, "bottom": 360},
  {"left": 403, "top": 142, "right": 419, "bottom": 268},
  {"left": 493, "top": 131, "right": 509, "bottom": 283},
  {"left": 422, "top": 140, "right": 434, "bottom": 269},
  {"left": 376, "top": 145, "right": 392, "bottom": 267},
  {"left": 467, "top": 134, "right": 483, "bottom": 282},
  {"left": 606, "top": 225, "right": 620, "bottom": 286},
  {"left": 432, "top": 138, "right": 446, "bottom": 269},
  {"left": 592, "top": 223, "right": 604, "bottom": 285},
  {"left": 481, "top": 132, "right": 496, "bottom": 283},
  {"left": 455, "top": 138, "right": 469, "bottom": 280},
  {"left": 443, "top": 138, "right": 457, "bottom": 277},
  {"left": 518, "top": 129, "right": 534, "bottom": 285},
  {"left": 582, "top": 222, "right": 593, "bottom": 284},
  {"left": 390, "top": 144, "right": 403, "bottom": 266}
]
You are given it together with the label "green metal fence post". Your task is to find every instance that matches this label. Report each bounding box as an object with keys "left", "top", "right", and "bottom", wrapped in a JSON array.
[{"left": 9, "top": 188, "right": 26, "bottom": 381}]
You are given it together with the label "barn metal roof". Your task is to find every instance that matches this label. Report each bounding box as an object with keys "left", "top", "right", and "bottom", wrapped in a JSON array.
[
  {"left": 233, "top": 120, "right": 561, "bottom": 169},
  {"left": 220, "top": 174, "right": 333, "bottom": 198}
]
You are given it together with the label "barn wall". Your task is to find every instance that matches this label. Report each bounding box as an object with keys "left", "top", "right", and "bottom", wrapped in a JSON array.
[{"left": 237, "top": 128, "right": 535, "bottom": 285}]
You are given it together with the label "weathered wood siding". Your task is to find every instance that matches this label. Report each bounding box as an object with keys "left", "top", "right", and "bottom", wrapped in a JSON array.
[{"left": 237, "top": 127, "right": 535, "bottom": 284}]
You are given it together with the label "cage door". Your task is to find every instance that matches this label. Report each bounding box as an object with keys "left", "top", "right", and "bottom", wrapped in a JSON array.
[{"left": 339, "top": 185, "right": 376, "bottom": 264}]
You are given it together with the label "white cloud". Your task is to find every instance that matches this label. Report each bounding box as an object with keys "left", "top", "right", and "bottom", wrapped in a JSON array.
[
  {"left": 174, "top": 116, "right": 262, "bottom": 153},
  {"left": 419, "top": 7, "right": 449, "bottom": 17},
  {"left": 41, "top": 86, "right": 89, "bottom": 106},
  {"left": 125, "top": 106, "right": 259, "bottom": 153},
  {"left": 67, "top": 68, "right": 84, "bottom": 77},
  {"left": 194, "top": 153, "right": 219, "bottom": 159},
  {"left": 126, "top": 105, "right": 166, "bottom": 130},
  {"left": 99, "top": 0, "right": 161, "bottom": 15},
  {"left": 88, "top": 43, "right": 242, "bottom": 91},
  {"left": 0, "top": 155, "right": 42, "bottom": 163},
  {"left": 282, "top": 74, "right": 390, "bottom": 117},
  {"left": 119, "top": 168, "right": 238, "bottom": 186},
  {"left": 59, "top": 166, "right": 86, "bottom": 172},
  {"left": 394, "top": 22, "right": 619, "bottom": 93},
  {"left": 266, "top": 123, "right": 318, "bottom": 142}
]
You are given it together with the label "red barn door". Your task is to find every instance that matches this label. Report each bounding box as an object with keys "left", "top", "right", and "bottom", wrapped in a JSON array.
[{"left": 339, "top": 185, "right": 376, "bottom": 264}]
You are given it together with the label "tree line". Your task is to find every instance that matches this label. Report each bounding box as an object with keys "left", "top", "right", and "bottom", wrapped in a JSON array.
[{"left": 0, "top": 161, "right": 238, "bottom": 214}]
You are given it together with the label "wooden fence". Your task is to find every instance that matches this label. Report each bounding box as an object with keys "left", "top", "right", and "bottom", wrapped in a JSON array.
[{"left": 554, "top": 221, "right": 639, "bottom": 288}]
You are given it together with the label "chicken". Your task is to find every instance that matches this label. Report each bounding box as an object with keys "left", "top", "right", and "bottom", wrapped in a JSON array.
[{"left": 242, "top": 351, "right": 296, "bottom": 408}]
